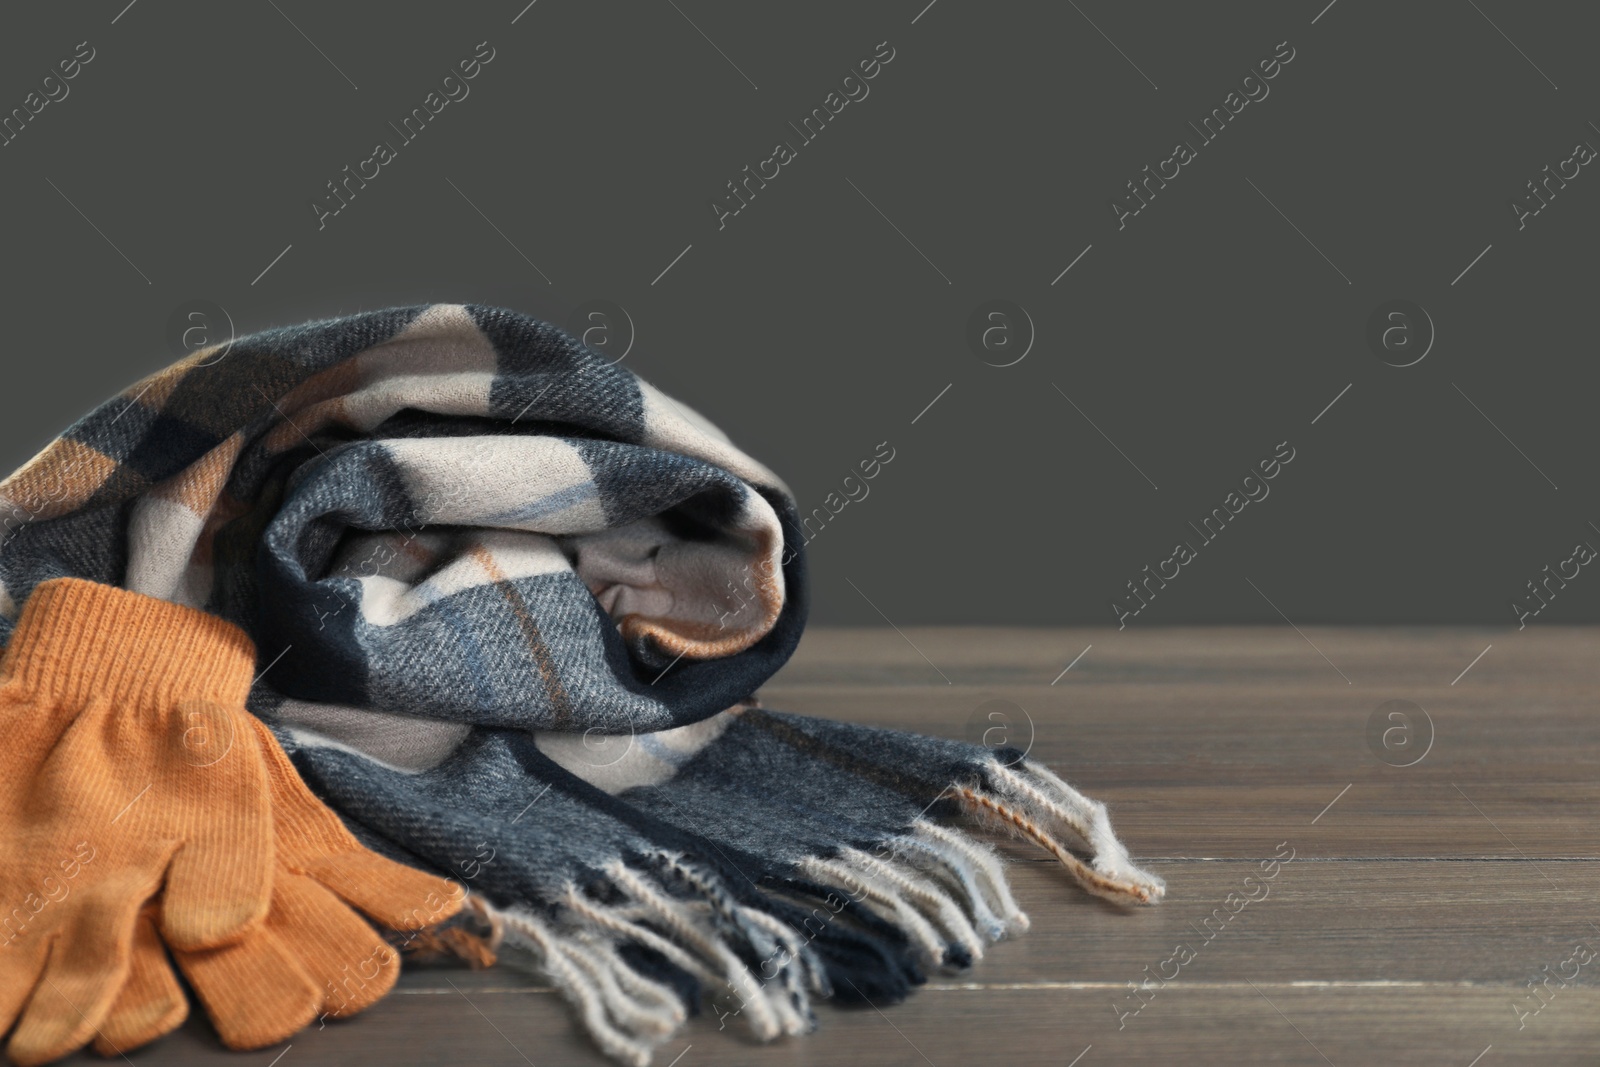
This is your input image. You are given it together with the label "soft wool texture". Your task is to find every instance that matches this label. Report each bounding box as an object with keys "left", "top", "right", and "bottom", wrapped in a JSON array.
[{"left": 0, "top": 304, "right": 1164, "bottom": 1063}]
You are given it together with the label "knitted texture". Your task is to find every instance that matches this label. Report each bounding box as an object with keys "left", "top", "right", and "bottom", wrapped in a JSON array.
[
  {"left": 0, "top": 580, "right": 272, "bottom": 1066},
  {"left": 0, "top": 304, "right": 1164, "bottom": 1064},
  {"left": 0, "top": 580, "right": 464, "bottom": 1063},
  {"left": 97, "top": 714, "right": 466, "bottom": 1055}
]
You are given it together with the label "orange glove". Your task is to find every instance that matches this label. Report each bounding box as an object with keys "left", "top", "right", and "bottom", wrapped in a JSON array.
[
  {"left": 93, "top": 715, "right": 466, "bottom": 1055},
  {"left": 0, "top": 579, "right": 273, "bottom": 1066}
]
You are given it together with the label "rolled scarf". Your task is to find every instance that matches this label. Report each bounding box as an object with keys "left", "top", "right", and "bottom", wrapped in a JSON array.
[{"left": 0, "top": 304, "right": 1163, "bottom": 1063}]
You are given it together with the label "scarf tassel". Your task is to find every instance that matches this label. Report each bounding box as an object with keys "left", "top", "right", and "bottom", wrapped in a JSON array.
[
  {"left": 473, "top": 852, "right": 825, "bottom": 1066},
  {"left": 963, "top": 758, "right": 1167, "bottom": 907},
  {"left": 455, "top": 757, "right": 1160, "bottom": 1065}
]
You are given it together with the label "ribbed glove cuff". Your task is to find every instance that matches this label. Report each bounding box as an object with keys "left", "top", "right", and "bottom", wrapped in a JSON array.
[{"left": 0, "top": 578, "right": 256, "bottom": 707}]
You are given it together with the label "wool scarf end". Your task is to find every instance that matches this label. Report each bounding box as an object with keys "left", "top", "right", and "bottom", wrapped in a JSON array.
[{"left": 462, "top": 755, "right": 1160, "bottom": 1065}]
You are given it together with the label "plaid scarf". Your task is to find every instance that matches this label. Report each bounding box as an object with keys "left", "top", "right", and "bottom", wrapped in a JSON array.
[{"left": 0, "top": 304, "right": 1162, "bottom": 1063}]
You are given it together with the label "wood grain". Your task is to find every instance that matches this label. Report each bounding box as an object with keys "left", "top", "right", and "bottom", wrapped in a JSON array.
[{"left": 58, "top": 627, "right": 1600, "bottom": 1065}]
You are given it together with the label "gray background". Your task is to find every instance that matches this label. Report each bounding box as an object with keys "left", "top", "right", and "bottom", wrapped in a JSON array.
[{"left": 1, "top": 0, "right": 1595, "bottom": 626}]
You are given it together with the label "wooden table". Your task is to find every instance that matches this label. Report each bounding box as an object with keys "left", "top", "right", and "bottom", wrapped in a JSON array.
[{"left": 68, "top": 627, "right": 1600, "bottom": 1065}]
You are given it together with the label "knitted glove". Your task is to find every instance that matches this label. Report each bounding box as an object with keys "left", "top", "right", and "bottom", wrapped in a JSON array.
[
  {"left": 94, "top": 715, "right": 466, "bottom": 1054},
  {"left": 84, "top": 906, "right": 187, "bottom": 1058},
  {"left": 0, "top": 579, "right": 273, "bottom": 1066}
]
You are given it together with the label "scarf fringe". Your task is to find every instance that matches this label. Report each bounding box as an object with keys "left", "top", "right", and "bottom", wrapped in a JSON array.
[
  {"left": 958, "top": 758, "right": 1167, "bottom": 906},
  {"left": 795, "top": 816, "right": 1025, "bottom": 972},
  {"left": 484, "top": 900, "right": 684, "bottom": 1067},
  {"left": 477, "top": 850, "right": 822, "bottom": 1064},
  {"left": 466, "top": 758, "right": 1159, "bottom": 1065}
]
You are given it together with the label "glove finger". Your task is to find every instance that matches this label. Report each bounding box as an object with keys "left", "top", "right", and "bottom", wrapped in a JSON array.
[
  {"left": 302, "top": 850, "right": 464, "bottom": 932},
  {"left": 92, "top": 906, "right": 188, "bottom": 1058},
  {"left": 174, "top": 928, "right": 321, "bottom": 1051},
  {"left": 160, "top": 706, "right": 274, "bottom": 951},
  {"left": 269, "top": 871, "right": 399, "bottom": 1019},
  {"left": 244, "top": 715, "right": 463, "bottom": 930},
  {"left": 0, "top": 932, "right": 51, "bottom": 1050},
  {"left": 249, "top": 714, "right": 380, "bottom": 862},
  {"left": 6, "top": 885, "right": 143, "bottom": 1067}
]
